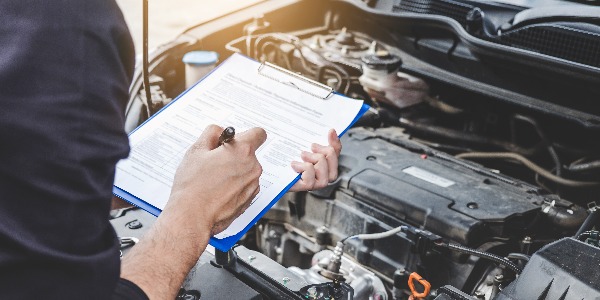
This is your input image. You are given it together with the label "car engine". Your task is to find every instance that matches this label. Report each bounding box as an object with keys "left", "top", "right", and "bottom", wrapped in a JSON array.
[{"left": 112, "top": 0, "right": 600, "bottom": 299}]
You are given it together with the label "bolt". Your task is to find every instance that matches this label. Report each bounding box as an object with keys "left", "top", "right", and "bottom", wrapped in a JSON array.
[
  {"left": 282, "top": 277, "right": 290, "bottom": 285},
  {"left": 494, "top": 274, "right": 504, "bottom": 282},
  {"left": 473, "top": 291, "right": 485, "bottom": 299},
  {"left": 467, "top": 202, "right": 479, "bottom": 209},
  {"left": 126, "top": 219, "right": 142, "bottom": 230},
  {"left": 523, "top": 236, "right": 532, "bottom": 243},
  {"left": 248, "top": 255, "right": 256, "bottom": 262}
]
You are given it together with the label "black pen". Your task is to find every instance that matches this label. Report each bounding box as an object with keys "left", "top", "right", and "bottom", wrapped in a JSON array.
[{"left": 218, "top": 126, "right": 236, "bottom": 146}]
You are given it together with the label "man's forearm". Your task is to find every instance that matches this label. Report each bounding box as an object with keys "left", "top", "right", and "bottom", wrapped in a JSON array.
[{"left": 120, "top": 209, "right": 210, "bottom": 299}]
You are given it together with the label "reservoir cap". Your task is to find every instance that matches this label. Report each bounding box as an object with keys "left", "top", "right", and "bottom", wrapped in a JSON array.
[
  {"left": 182, "top": 51, "right": 219, "bottom": 66},
  {"left": 361, "top": 51, "right": 402, "bottom": 72}
]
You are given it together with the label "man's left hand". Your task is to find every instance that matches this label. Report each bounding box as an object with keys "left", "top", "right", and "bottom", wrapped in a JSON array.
[{"left": 289, "top": 129, "right": 342, "bottom": 192}]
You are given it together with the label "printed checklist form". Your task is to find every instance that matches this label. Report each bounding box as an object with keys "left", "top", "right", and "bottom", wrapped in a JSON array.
[{"left": 113, "top": 53, "right": 369, "bottom": 251}]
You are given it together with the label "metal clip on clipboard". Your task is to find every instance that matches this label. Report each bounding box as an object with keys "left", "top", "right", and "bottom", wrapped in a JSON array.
[{"left": 258, "top": 61, "right": 334, "bottom": 100}]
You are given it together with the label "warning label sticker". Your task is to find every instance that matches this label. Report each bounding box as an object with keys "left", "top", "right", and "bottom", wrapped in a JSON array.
[{"left": 402, "top": 166, "right": 455, "bottom": 188}]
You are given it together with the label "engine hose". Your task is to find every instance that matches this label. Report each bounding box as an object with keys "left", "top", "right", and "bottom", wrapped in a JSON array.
[
  {"left": 567, "top": 160, "right": 600, "bottom": 173},
  {"left": 456, "top": 152, "right": 600, "bottom": 187},
  {"left": 575, "top": 209, "right": 600, "bottom": 238},
  {"left": 444, "top": 243, "right": 523, "bottom": 275}
]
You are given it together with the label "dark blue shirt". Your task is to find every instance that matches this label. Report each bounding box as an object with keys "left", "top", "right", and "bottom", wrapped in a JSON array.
[{"left": 0, "top": 1, "right": 146, "bottom": 298}]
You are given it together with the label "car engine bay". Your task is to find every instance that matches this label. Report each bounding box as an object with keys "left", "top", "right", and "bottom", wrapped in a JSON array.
[{"left": 112, "top": 0, "right": 600, "bottom": 299}]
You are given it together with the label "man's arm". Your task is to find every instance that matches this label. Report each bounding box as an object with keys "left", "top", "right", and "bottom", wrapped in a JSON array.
[
  {"left": 120, "top": 125, "right": 266, "bottom": 299},
  {"left": 119, "top": 125, "right": 341, "bottom": 299}
]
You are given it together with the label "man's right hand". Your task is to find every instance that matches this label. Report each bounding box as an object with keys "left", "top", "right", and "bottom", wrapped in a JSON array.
[
  {"left": 121, "top": 125, "right": 266, "bottom": 299},
  {"left": 166, "top": 124, "right": 267, "bottom": 236}
]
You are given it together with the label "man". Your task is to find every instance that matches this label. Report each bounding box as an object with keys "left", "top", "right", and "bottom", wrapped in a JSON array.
[{"left": 0, "top": 1, "right": 341, "bottom": 299}]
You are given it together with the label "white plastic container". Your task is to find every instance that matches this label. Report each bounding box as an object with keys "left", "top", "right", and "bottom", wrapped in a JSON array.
[
  {"left": 182, "top": 51, "right": 219, "bottom": 89},
  {"left": 359, "top": 51, "right": 429, "bottom": 109}
]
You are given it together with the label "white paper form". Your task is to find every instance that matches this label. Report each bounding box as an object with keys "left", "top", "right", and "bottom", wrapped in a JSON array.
[{"left": 114, "top": 53, "right": 364, "bottom": 239}]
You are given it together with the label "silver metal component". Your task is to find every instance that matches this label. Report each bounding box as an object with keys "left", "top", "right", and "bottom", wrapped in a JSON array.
[
  {"left": 119, "top": 236, "right": 140, "bottom": 246},
  {"left": 288, "top": 249, "right": 387, "bottom": 300},
  {"left": 321, "top": 242, "right": 345, "bottom": 280},
  {"left": 307, "top": 286, "right": 318, "bottom": 298},
  {"left": 474, "top": 291, "right": 486, "bottom": 299},
  {"left": 235, "top": 246, "right": 309, "bottom": 292},
  {"left": 341, "top": 46, "right": 349, "bottom": 56},
  {"left": 118, "top": 236, "right": 139, "bottom": 259},
  {"left": 522, "top": 236, "right": 532, "bottom": 255},
  {"left": 368, "top": 41, "right": 379, "bottom": 54},
  {"left": 309, "top": 35, "right": 322, "bottom": 49}
]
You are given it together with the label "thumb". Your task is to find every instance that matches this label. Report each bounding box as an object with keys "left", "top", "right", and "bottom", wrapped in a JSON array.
[
  {"left": 193, "top": 124, "right": 223, "bottom": 151},
  {"left": 235, "top": 127, "right": 267, "bottom": 152}
]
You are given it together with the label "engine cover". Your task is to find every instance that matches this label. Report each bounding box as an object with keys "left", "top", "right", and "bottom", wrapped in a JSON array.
[{"left": 334, "top": 127, "right": 544, "bottom": 246}]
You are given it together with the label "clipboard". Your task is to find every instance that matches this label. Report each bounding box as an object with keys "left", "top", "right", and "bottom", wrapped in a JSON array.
[
  {"left": 258, "top": 61, "right": 334, "bottom": 100},
  {"left": 113, "top": 53, "right": 370, "bottom": 252}
]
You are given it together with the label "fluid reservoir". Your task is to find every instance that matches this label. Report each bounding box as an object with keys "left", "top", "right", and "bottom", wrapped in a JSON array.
[
  {"left": 182, "top": 51, "right": 219, "bottom": 89},
  {"left": 359, "top": 47, "right": 429, "bottom": 109}
]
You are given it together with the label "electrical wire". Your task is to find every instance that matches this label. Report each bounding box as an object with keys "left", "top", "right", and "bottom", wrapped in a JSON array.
[
  {"left": 340, "top": 224, "right": 524, "bottom": 275},
  {"left": 142, "top": 0, "right": 152, "bottom": 119},
  {"left": 442, "top": 243, "right": 523, "bottom": 274},
  {"left": 456, "top": 152, "right": 600, "bottom": 187},
  {"left": 341, "top": 225, "right": 407, "bottom": 243}
]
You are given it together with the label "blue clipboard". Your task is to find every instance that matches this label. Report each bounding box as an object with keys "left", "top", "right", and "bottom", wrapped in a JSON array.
[{"left": 113, "top": 53, "right": 370, "bottom": 252}]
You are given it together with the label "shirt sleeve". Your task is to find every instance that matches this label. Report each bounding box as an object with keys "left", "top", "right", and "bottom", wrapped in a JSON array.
[
  {"left": 0, "top": 0, "right": 135, "bottom": 299},
  {"left": 113, "top": 278, "right": 150, "bottom": 300}
]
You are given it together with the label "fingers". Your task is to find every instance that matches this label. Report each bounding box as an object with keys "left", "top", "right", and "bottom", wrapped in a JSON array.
[
  {"left": 289, "top": 129, "right": 342, "bottom": 192},
  {"left": 311, "top": 143, "right": 339, "bottom": 182},
  {"left": 300, "top": 151, "right": 329, "bottom": 188},
  {"left": 310, "top": 129, "right": 341, "bottom": 181},
  {"left": 235, "top": 127, "right": 267, "bottom": 152},
  {"left": 290, "top": 161, "right": 316, "bottom": 191},
  {"left": 193, "top": 124, "right": 224, "bottom": 151}
]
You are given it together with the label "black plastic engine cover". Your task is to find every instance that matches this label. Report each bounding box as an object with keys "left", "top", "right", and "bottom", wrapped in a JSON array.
[{"left": 335, "top": 127, "right": 544, "bottom": 246}]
